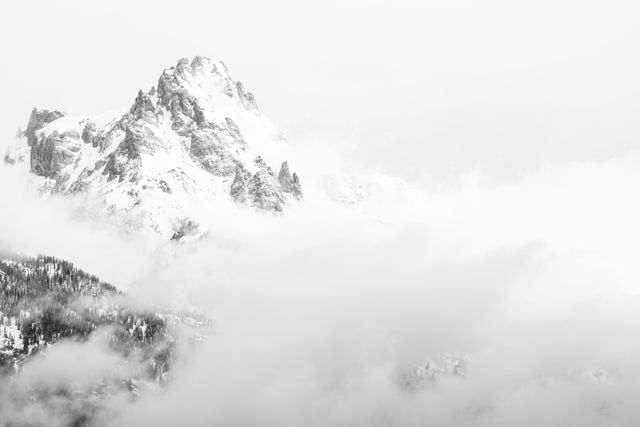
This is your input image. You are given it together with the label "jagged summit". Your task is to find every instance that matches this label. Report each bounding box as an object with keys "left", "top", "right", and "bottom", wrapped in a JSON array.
[{"left": 5, "top": 56, "right": 303, "bottom": 238}]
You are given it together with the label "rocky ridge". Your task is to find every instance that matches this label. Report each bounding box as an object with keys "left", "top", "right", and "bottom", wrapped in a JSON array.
[{"left": 5, "top": 56, "right": 303, "bottom": 238}]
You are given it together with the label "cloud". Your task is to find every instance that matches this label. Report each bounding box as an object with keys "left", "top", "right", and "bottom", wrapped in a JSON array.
[
  {"left": 102, "top": 151, "right": 640, "bottom": 426},
  {"left": 17, "top": 330, "right": 128, "bottom": 390},
  {"left": 0, "top": 159, "right": 162, "bottom": 289},
  {"left": 0, "top": 330, "right": 138, "bottom": 427},
  {"left": 1, "top": 129, "right": 639, "bottom": 425}
]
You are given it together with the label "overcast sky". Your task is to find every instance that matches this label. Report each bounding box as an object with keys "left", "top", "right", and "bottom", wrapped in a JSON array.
[{"left": 1, "top": 0, "right": 639, "bottom": 181}]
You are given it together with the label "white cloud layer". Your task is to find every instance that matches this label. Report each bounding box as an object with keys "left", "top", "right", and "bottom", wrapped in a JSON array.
[{"left": 3, "top": 143, "right": 638, "bottom": 425}]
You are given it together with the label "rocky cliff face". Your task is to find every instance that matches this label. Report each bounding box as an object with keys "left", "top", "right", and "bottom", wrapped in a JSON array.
[
  {"left": 6, "top": 57, "right": 303, "bottom": 238},
  {"left": 24, "top": 108, "right": 66, "bottom": 146}
]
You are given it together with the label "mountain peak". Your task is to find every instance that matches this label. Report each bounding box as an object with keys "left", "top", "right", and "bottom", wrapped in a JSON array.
[
  {"left": 6, "top": 57, "right": 302, "bottom": 238},
  {"left": 156, "top": 56, "right": 258, "bottom": 120}
]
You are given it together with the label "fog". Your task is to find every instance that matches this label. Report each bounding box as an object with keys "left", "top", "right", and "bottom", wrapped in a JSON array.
[
  {"left": 110, "top": 151, "right": 640, "bottom": 427},
  {"left": 0, "top": 164, "right": 162, "bottom": 287},
  {"left": 1, "top": 142, "right": 639, "bottom": 425}
]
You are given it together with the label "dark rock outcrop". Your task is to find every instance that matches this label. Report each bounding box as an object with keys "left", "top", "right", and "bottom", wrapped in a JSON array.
[
  {"left": 236, "top": 82, "right": 258, "bottom": 112},
  {"left": 231, "top": 158, "right": 303, "bottom": 211},
  {"left": 278, "top": 161, "right": 293, "bottom": 192},
  {"left": 30, "top": 130, "right": 81, "bottom": 178},
  {"left": 225, "top": 117, "right": 245, "bottom": 146},
  {"left": 245, "top": 160, "right": 285, "bottom": 212},
  {"left": 130, "top": 89, "right": 156, "bottom": 120},
  {"left": 230, "top": 163, "right": 253, "bottom": 203},
  {"left": 292, "top": 172, "right": 303, "bottom": 200},
  {"left": 189, "top": 129, "right": 237, "bottom": 176},
  {"left": 82, "top": 122, "right": 97, "bottom": 145},
  {"left": 24, "top": 108, "right": 65, "bottom": 146},
  {"left": 170, "top": 218, "right": 199, "bottom": 241},
  {"left": 102, "top": 128, "right": 142, "bottom": 182},
  {"left": 278, "top": 161, "right": 303, "bottom": 200}
]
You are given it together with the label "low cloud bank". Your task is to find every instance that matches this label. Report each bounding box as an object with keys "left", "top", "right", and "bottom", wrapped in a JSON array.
[
  {"left": 1, "top": 145, "right": 639, "bottom": 426},
  {"left": 0, "top": 162, "right": 162, "bottom": 288},
  {"left": 115, "top": 150, "right": 640, "bottom": 426}
]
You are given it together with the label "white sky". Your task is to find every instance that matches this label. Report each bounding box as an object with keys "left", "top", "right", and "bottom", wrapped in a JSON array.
[{"left": 1, "top": 0, "right": 639, "bottom": 181}]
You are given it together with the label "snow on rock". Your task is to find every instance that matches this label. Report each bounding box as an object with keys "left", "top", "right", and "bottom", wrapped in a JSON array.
[
  {"left": 24, "top": 108, "right": 66, "bottom": 146},
  {"left": 5, "top": 56, "right": 304, "bottom": 239}
]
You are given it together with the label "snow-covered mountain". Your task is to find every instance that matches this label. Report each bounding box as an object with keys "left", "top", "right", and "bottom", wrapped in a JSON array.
[{"left": 4, "top": 56, "right": 303, "bottom": 238}]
